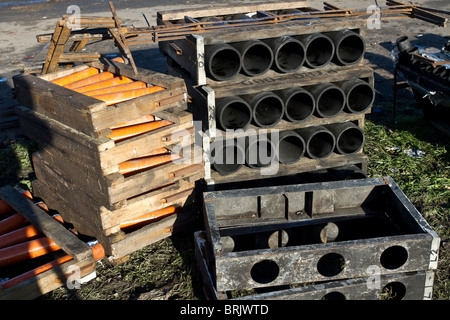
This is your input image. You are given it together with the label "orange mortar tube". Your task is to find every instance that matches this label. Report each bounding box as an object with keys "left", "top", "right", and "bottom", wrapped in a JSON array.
[
  {"left": 0, "top": 237, "right": 62, "bottom": 268},
  {"left": 63, "top": 71, "right": 115, "bottom": 90},
  {"left": 82, "top": 81, "right": 147, "bottom": 97},
  {"left": 120, "top": 206, "right": 178, "bottom": 231},
  {"left": 0, "top": 215, "right": 64, "bottom": 249},
  {"left": 118, "top": 153, "right": 181, "bottom": 175},
  {"left": 74, "top": 76, "right": 134, "bottom": 93},
  {"left": 92, "top": 86, "right": 165, "bottom": 106},
  {"left": 50, "top": 67, "right": 99, "bottom": 86},
  {"left": 0, "top": 202, "right": 49, "bottom": 236},
  {"left": 0, "top": 190, "right": 33, "bottom": 216},
  {"left": 0, "top": 243, "right": 105, "bottom": 290},
  {"left": 110, "top": 114, "right": 155, "bottom": 130},
  {"left": 107, "top": 120, "right": 173, "bottom": 142}
]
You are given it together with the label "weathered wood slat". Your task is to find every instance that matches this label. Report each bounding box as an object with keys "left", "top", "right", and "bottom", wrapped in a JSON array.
[
  {"left": 157, "top": 0, "right": 311, "bottom": 22},
  {"left": 0, "top": 186, "right": 93, "bottom": 262}
]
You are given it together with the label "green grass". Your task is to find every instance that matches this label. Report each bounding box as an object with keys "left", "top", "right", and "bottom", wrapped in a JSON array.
[{"left": 365, "top": 99, "right": 450, "bottom": 300}]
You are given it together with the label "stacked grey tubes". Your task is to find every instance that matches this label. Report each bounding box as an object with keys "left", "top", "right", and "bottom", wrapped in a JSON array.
[
  {"left": 214, "top": 80, "right": 374, "bottom": 130},
  {"left": 205, "top": 29, "right": 366, "bottom": 81},
  {"left": 211, "top": 123, "right": 365, "bottom": 174}
]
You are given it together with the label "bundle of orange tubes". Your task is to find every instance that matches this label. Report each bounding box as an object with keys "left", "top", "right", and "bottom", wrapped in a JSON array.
[
  {"left": 49, "top": 58, "right": 182, "bottom": 175},
  {"left": 50, "top": 58, "right": 166, "bottom": 106},
  {"left": 0, "top": 190, "right": 178, "bottom": 290}
]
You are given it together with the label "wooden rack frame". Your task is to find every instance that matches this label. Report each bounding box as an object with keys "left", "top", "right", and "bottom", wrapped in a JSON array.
[{"left": 35, "top": 0, "right": 448, "bottom": 74}]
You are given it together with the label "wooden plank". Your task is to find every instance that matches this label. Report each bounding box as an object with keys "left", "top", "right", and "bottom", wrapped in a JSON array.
[
  {"left": 109, "top": 209, "right": 195, "bottom": 260},
  {"left": 0, "top": 185, "right": 93, "bottom": 263},
  {"left": 87, "top": 59, "right": 185, "bottom": 90},
  {"left": 209, "top": 153, "right": 368, "bottom": 185},
  {"left": 43, "top": 19, "right": 72, "bottom": 74},
  {"left": 13, "top": 74, "right": 105, "bottom": 135},
  {"left": 58, "top": 52, "right": 101, "bottom": 62},
  {"left": 157, "top": 1, "right": 310, "bottom": 21},
  {"left": 15, "top": 105, "right": 195, "bottom": 172},
  {"left": 0, "top": 259, "right": 95, "bottom": 300},
  {"left": 38, "top": 63, "right": 90, "bottom": 82},
  {"left": 15, "top": 105, "right": 112, "bottom": 168}
]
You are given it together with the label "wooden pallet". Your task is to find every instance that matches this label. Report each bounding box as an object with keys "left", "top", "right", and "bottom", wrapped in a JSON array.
[
  {"left": 0, "top": 186, "right": 96, "bottom": 299},
  {"left": 194, "top": 231, "right": 435, "bottom": 300},
  {"left": 16, "top": 105, "right": 202, "bottom": 207},
  {"left": 201, "top": 177, "right": 440, "bottom": 292},
  {"left": 14, "top": 59, "right": 187, "bottom": 138},
  {"left": 31, "top": 177, "right": 201, "bottom": 261}
]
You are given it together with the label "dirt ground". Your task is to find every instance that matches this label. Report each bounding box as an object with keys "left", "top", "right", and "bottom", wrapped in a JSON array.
[{"left": 0, "top": 0, "right": 449, "bottom": 302}]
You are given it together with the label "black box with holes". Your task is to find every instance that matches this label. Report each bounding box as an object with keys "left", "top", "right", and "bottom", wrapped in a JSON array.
[{"left": 199, "top": 177, "right": 440, "bottom": 299}]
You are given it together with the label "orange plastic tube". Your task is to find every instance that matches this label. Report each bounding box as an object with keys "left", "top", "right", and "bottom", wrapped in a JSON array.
[
  {"left": 118, "top": 153, "right": 181, "bottom": 175},
  {"left": 110, "top": 114, "right": 155, "bottom": 130},
  {"left": 74, "top": 76, "right": 134, "bottom": 93},
  {"left": 111, "top": 56, "right": 125, "bottom": 63},
  {"left": 0, "top": 190, "right": 33, "bottom": 216},
  {"left": 0, "top": 214, "right": 28, "bottom": 236},
  {"left": 132, "top": 147, "right": 170, "bottom": 158},
  {"left": 0, "top": 202, "right": 49, "bottom": 236},
  {"left": 92, "top": 86, "right": 165, "bottom": 106},
  {"left": 50, "top": 67, "right": 99, "bottom": 86},
  {"left": 0, "top": 237, "right": 61, "bottom": 268},
  {"left": 63, "top": 72, "right": 115, "bottom": 90},
  {"left": 120, "top": 206, "right": 177, "bottom": 231},
  {"left": 82, "top": 81, "right": 147, "bottom": 97},
  {"left": 0, "top": 215, "right": 64, "bottom": 249},
  {"left": 0, "top": 243, "right": 105, "bottom": 290},
  {"left": 107, "top": 120, "right": 173, "bottom": 142}
]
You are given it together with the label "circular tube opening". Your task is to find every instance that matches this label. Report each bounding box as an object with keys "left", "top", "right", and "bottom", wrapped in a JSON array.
[
  {"left": 336, "top": 33, "right": 365, "bottom": 65},
  {"left": 277, "top": 132, "right": 305, "bottom": 164},
  {"left": 252, "top": 94, "right": 284, "bottom": 127},
  {"left": 380, "top": 246, "right": 408, "bottom": 270},
  {"left": 307, "top": 130, "right": 335, "bottom": 159},
  {"left": 381, "top": 282, "right": 407, "bottom": 300},
  {"left": 321, "top": 292, "right": 346, "bottom": 300},
  {"left": 211, "top": 140, "right": 244, "bottom": 175},
  {"left": 346, "top": 82, "right": 375, "bottom": 113},
  {"left": 250, "top": 259, "right": 280, "bottom": 284},
  {"left": 241, "top": 41, "right": 274, "bottom": 76},
  {"left": 216, "top": 97, "right": 252, "bottom": 130},
  {"left": 284, "top": 90, "right": 315, "bottom": 122},
  {"left": 275, "top": 39, "right": 306, "bottom": 73},
  {"left": 315, "top": 85, "right": 345, "bottom": 118},
  {"left": 317, "top": 253, "right": 345, "bottom": 277},
  {"left": 336, "top": 126, "right": 365, "bottom": 155},
  {"left": 304, "top": 35, "right": 334, "bottom": 68},
  {"left": 245, "top": 137, "right": 276, "bottom": 168},
  {"left": 206, "top": 44, "right": 241, "bottom": 81}
]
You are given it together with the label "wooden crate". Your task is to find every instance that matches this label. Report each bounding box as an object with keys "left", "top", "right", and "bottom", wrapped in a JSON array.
[
  {"left": 201, "top": 177, "right": 440, "bottom": 292},
  {"left": 194, "top": 231, "right": 436, "bottom": 300},
  {"left": 13, "top": 59, "right": 188, "bottom": 138},
  {"left": 0, "top": 186, "right": 96, "bottom": 299},
  {"left": 31, "top": 177, "right": 201, "bottom": 261},
  {"left": 159, "top": 13, "right": 366, "bottom": 86},
  {"left": 16, "top": 106, "right": 202, "bottom": 208}
]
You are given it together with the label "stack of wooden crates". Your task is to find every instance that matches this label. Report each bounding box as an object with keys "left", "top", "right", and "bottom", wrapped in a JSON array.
[
  {"left": 157, "top": 1, "right": 439, "bottom": 299},
  {"left": 13, "top": 59, "right": 204, "bottom": 262}
]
